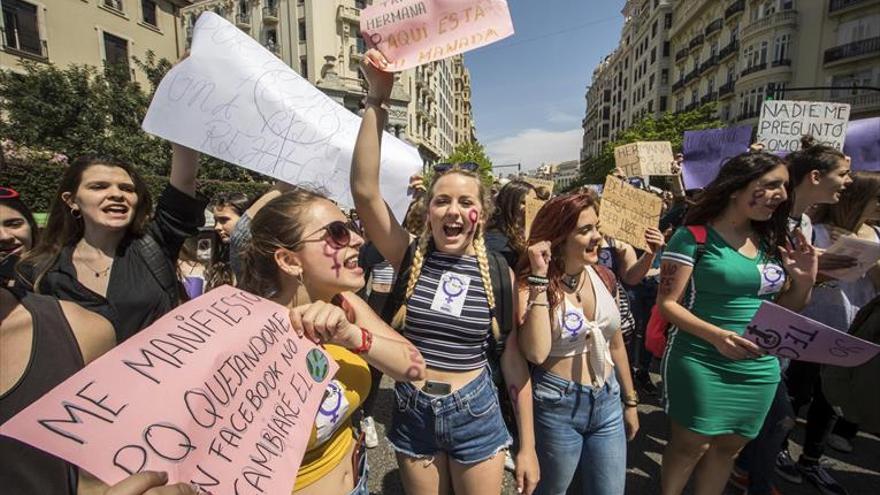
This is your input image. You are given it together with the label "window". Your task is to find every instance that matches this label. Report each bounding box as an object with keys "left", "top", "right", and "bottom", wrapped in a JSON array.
[
  {"left": 2, "top": 0, "right": 42, "bottom": 56},
  {"left": 773, "top": 33, "right": 790, "bottom": 62},
  {"left": 141, "top": 0, "right": 157, "bottom": 27},
  {"left": 103, "top": 32, "right": 130, "bottom": 78},
  {"left": 300, "top": 56, "right": 308, "bottom": 78},
  {"left": 691, "top": 89, "right": 698, "bottom": 104},
  {"left": 759, "top": 40, "right": 768, "bottom": 65},
  {"left": 650, "top": 47, "right": 656, "bottom": 64},
  {"left": 355, "top": 0, "right": 366, "bottom": 8},
  {"left": 648, "top": 99, "right": 654, "bottom": 113},
  {"left": 652, "top": 20, "right": 658, "bottom": 38},
  {"left": 665, "top": 13, "right": 672, "bottom": 29},
  {"left": 660, "top": 96, "right": 668, "bottom": 112},
  {"left": 710, "top": 40, "right": 718, "bottom": 58},
  {"left": 356, "top": 33, "right": 366, "bottom": 53},
  {"left": 663, "top": 41, "right": 670, "bottom": 57},
  {"left": 676, "top": 97, "right": 684, "bottom": 112},
  {"left": 661, "top": 68, "right": 669, "bottom": 84},
  {"left": 831, "top": 70, "right": 874, "bottom": 97},
  {"left": 708, "top": 76, "right": 715, "bottom": 93},
  {"left": 649, "top": 73, "right": 655, "bottom": 90},
  {"left": 104, "top": 0, "right": 123, "bottom": 12},
  {"left": 298, "top": 20, "right": 306, "bottom": 40},
  {"left": 730, "top": 24, "right": 739, "bottom": 43},
  {"left": 838, "top": 15, "right": 880, "bottom": 44}
]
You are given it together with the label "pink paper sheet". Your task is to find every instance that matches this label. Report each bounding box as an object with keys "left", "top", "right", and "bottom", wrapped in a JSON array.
[
  {"left": 0, "top": 285, "right": 338, "bottom": 493},
  {"left": 361, "top": 0, "right": 514, "bottom": 71}
]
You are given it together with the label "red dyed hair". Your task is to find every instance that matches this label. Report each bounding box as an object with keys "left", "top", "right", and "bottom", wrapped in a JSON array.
[{"left": 515, "top": 191, "right": 599, "bottom": 313}]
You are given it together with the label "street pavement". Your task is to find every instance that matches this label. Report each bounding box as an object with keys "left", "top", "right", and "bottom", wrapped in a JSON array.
[{"left": 362, "top": 373, "right": 880, "bottom": 495}]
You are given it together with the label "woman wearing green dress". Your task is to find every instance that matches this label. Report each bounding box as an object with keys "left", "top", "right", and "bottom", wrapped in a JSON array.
[{"left": 656, "top": 151, "right": 818, "bottom": 495}]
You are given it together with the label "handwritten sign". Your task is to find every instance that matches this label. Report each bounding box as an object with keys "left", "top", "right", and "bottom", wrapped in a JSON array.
[
  {"left": 0, "top": 285, "right": 337, "bottom": 493},
  {"left": 361, "top": 0, "right": 514, "bottom": 71},
  {"left": 757, "top": 100, "right": 851, "bottom": 152},
  {"left": 523, "top": 196, "right": 545, "bottom": 239},
  {"left": 820, "top": 235, "right": 880, "bottom": 282},
  {"left": 843, "top": 117, "right": 880, "bottom": 172},
  {"left": 598, "top": 175, "right": 662, "bottom": 251},
  {"left": 142, "top": 13, "right": 421, "bottom": 221},
  {"left": 613, "top": 141, "right": 675, "bottom": 176},
  {"left": 683, "top": 126, "right": 752, "bottom": 189},
  {"left": 744, "top": 301, "right": 880, "bottom": 367},
  {"left": 522, "top": 176, "right": 555, "bottom": 196}
]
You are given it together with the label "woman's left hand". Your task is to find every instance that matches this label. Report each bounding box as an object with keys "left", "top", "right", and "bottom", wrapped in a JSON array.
[
  {"left": 779, "top": 230, "right": 818, "bottom": 286},
  {"left": 644, "top": 227, "right": 666, "bottom": 255},
  {"left": 289, "top": 300, "right": 361, "bottom": 348},
  {"left": 623, "top": 406, "right": 640, "bottom": 442},
  {"left": 515, "top": 447, "right": 540, "bottom": 495}
]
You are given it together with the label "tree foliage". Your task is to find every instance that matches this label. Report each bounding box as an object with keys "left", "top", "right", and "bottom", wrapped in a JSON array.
[
  {"left": 444, "top": 140, "right": 494, "bottom": 186},
  {"left": 573, "top": 103, "right": 724, "bottom": 189}
]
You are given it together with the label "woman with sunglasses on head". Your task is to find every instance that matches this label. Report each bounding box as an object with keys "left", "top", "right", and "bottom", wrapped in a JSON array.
[
  {"left": 17, "top": 145, "right": 205, "bottom": 342},
  {"left": 657, "top": 151, "right": 817, "bottom": 495},
  {"left": 239, "top": 188, "right": 425, "bottom": 495},
  {"left": 1, "top": 187, "right": 39, "bottom": 285},
  {"left": 351, "top": 49, "right": 539, "bottom": 495}
]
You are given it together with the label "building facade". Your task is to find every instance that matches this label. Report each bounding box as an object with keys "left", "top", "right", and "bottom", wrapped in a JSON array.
[
  {"left": 1, "top": 0, "right": 190, "bottom": 83},
  {"left": 582, "top": 0, "right": 880, "bottom": 162},
  {"left": 554, "top": 159, "right": 580, "bottom": 190}
]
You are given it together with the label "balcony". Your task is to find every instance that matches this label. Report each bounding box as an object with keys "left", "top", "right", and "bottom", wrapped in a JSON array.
[
  {"left": 672, "top": 79, "right": 685, "bottom": 92},
  {"left": 675, "top": 48, "right": 689, "bottom": 62},
  {"left": 828, "top": 92, "right": 880, "bottom": 115},
  {"left": 338, "top": 5, "right": 360, "bottom": 23},
  {"left": 823, "top": 37, "right": 880, "bottom": 66},
  {"left": 685, "top": 101, "right": 701, "bottom": 112},
  {"left": 684, "top": 67, "right": 700, "bottom": 84},
  {"left": 743, "top": 10, "right": 797, "bottom": 39},
  {"left": 725, "top": 0, "right": 745, "bottom": 20},
  {"left": 829, "top": 0, "right": 878, "bottom": 15},
  {"left": 701, "top": 92, "right": 718, "bottom": 104},
  {"left": 718, "top": 39, "right": 740, "bottom": 61},
  {"left": 741, "top": 62, "right": 767, "bottom": 78},
  {"left": 263, "top": 5, "right": 279, "bottom": 24},
  {"left": 349, "top": 44, "right": 364, "bottom": 62},
  {"left": 719, "top": 80, "right": 736, "bottom": 98},
  {"left": 700, "top": 55, "right": 718, "bottom": 74},
  {"left": 705, "top": 19, "right": 723, "bottom": 37},
  {"left": 236, "top": 12, "right": 251, "bottom": 29},
  {"left": 689, "top": 34, "right": 704, "bottom": 51},
  {"left": 738, "top": 109, "right": 761, "bottom": 121},
  {"left": 771, "top": 58, "right": 792, "bottom": 68}
]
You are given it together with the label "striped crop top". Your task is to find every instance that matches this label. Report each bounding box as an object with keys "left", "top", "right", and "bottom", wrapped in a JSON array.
[{"left": 404, "top": 251, "right": 492, "bottom": 371}]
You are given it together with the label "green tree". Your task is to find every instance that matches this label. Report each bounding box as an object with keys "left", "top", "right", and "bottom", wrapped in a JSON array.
[
  {"left": 444, "top": 140, "right": 494, "bottom": 186},
  {"left": 572, "top": 103, "right": 723, "bottom": 190}
]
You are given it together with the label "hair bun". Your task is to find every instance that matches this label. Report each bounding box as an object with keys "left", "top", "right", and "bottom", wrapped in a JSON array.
[{"left": 800, "top": 135, "right": 817, "bottom": 149}]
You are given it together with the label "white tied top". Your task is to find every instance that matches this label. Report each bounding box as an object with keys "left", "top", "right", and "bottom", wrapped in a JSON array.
[{"left": 548, "top": 266, "right": 621, "bottom": 386}]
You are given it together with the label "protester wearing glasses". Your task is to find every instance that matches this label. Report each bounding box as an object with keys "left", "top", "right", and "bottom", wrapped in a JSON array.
[
  {"left": 239, "top": 188, "right": 426, "bottom": 495},
  {"left": 657, "top": 151, "right": 817, "bottom": 495},
  {"left": 16, "top": 146, "right": 205, "bottom": 342},
  {"left": 1, "top": 187, "right": 39, "bottom": 285},
  {"left": 351, "top": 49, "right": 539, "bottom": 495},
  {"left": 517, "top": 192, "right": 639, "bottom": 495}
]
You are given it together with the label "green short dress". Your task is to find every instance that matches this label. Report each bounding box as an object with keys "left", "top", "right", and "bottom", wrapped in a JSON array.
[{"left": 661, "top": 226, "right": 783, "bottom": 438}]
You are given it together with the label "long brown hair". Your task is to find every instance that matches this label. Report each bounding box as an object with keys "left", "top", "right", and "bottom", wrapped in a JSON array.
[
  {"left": 515, "top": 191, "right": 599, "bottom": 315},
  {"left": 19, "top": 156, "right": 152, "bottom": 291},
  {"left": 812, "top": 172, "right": 880, "bottom": 232},
  {"left": 489, "top": 180, "right": 537, "bottom": 259}
]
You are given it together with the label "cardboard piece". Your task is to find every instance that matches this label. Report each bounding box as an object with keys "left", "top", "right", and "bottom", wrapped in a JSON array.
[
  {"left": 522, "top": 177, "right": 555, "bottom": 196},
  {"left": 360, "top": 0, "right": 515, "bottom": 71},
  {"left": 819, "top": 235, "right": 880, "bottom": 282},
  {"left": 597, "top": 175, "right": 663, "bottom": 251},
  {"left": 0, "top": 286, "right": 338, "bottom": 492},
  {"left": 682, "top": 126, "right": 753, "bottom": 189},
  {"left": 523, "top": 196, "right": 545, "bottom": 239},
  {"left": 843, "top": 117, "right": 880, "bottom": 172},
  {"left": 613, "top": 141, "right": 675, "bottom": 177},
  {"left": 142, "top": 12, "right": 421, "bottom": 221},
  {"left": 757, "top": 100, "right": 851, "bottom": 152},
  {"left": 744, "top": 301, "right": 880, "bottom": 367}
]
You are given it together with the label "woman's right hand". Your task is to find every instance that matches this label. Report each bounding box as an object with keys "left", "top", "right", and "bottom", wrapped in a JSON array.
[
  {"left": 527, "top": 241, "right": 552, "bottom": 277},
  {"left": 105, "top": 471, "right": 198, "bottom": 495},
  {"left": 361, "top": 49, "right": 393, "bottom": 102},
  {"left": 710, "top": 329, "right": 765, "bottom": 360}
]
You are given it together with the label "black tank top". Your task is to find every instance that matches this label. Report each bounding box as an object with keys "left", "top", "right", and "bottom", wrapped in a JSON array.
[{"left": 0, "top": 289, "right": 83, "bottom": 495}]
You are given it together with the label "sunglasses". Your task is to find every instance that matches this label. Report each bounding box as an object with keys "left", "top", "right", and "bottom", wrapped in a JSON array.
[
  {"left": 295, "top": 220, "right": 363, "bottom": 249},
  {"left": 0, "top": 187, "right": 20, "bottom": 200},
  {"left": 433, "top": 162, "right": 479, "bottom": 174}
]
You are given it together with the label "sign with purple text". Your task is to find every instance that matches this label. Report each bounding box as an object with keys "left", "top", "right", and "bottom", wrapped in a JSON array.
[
  {"left": 843, "top": 117, "right": 880, "bottom": 172},
  {"left": 682, "top": 125, "right": 752, "bottom": 189},
  {"left": 360, "top": 0, "right": 515, "bottom": 71},
  {"left": 0, "top": 285, "right": 337, "bottom": 493},
  {"left": 744, "top": 301, "right": 880, "bottom": 367}
]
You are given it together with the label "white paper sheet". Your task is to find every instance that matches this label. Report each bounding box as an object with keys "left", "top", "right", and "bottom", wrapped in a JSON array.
[
  {"left": 820, "top": 235, "right": 880, "bottom": 282},
  {"left": 142, "top": 12, "right": 422, "bottom": 220}
]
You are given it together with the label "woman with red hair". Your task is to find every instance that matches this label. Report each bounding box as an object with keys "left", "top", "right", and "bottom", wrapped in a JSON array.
[{"left": 517, "top": 192, "right": 639, "bottom": 495}]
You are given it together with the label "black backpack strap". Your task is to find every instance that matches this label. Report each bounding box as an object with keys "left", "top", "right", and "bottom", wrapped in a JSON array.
[
  {"left": 133, "top": 235, "right": 181, "bottom": 307},
  {"left": 488, "top": 251, "right": 513, "bottom": 347},
  {"left": 380, "top": 240, "right": 419, "bottom": 327}
]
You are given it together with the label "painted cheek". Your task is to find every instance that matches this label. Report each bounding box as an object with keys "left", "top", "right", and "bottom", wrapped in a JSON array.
[
  {"left": 748, "top": 189, "right": 766, "bottom": 208},
  {"left": 467, "top": 209, "right": 479, "bottom": 234},
  {"left": 322, "top": 243, "right": 343, "bottom": 279}
]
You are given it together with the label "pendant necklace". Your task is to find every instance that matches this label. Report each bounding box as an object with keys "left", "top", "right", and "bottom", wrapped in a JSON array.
[
  {"left": 80, "top": 258, "right": 112, "bottom": 278},
  {"left": 561, "top": 271, "right": 584, "bottom": 302}
]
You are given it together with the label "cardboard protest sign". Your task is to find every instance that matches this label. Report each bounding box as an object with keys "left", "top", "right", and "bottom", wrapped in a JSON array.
[
  {"left": 598, "top": 175, "right": 663, "bottom": 251},
  {"left": 523, "top": 176, "right": 555, "bottom": 196},
  {"left": 843, "top": 117, "right": 880, "bottom": 172},
  {"left": 744, "top": 301, "right": 880, "bottom": 367},
  {"left": 523, "top": 196, "right": 545, "bottom": 239},
  {"left": 361, "top": 0, "right": 514, "bottom": 71},
  {"left": 142, "top": 13, "right": 421, "bottom": 221},
  {"left": 613, "top": 141, "right": 674, "bottom": 176},
  {"left": 757, "top": 100, "right": 851, "bottom": 152},
  {"left": 683, "top": 125, "right": 752, "bottom": 189},
  {"left": 0, "top": 286, "right": 338, "bottom": 492},
  {"left": 819, "top": 235, "right": 880, "bottom": 282}
]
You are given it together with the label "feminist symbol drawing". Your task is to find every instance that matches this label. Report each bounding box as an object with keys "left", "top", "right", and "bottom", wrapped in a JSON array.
[
  {"left": 441, "top": 275, "right": 467, "bottom": 304},
  {"left": 563, "top": 311, "right": 586, "bottom": 341},
  {"left": 318, "top": 382, "right": 344, "bottom": 423},
  {"left": 306, "top": 349, "right": 330, "bottom": 382},
  {"left": 762, "top": 265, "right": 785, "bottom": 290}
]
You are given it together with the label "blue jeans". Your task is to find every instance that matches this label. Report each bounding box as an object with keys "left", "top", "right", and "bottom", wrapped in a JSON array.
[
  {"left": 348, "top": 444, "right": 369, "bottom": 495},
  {"left": 532, "top": 368, "right": 627, "bottom": 495}
]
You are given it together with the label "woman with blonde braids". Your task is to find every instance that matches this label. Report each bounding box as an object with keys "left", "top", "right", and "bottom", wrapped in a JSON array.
[{"left": 351, "top": 49, "right": 539, "bottom": 495}]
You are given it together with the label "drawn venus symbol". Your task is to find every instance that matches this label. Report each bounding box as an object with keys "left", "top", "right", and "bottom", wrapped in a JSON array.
[
  {"left": 306, "top": 348, "right": 330, "bottom": 382},
  {"left": 441, "top": 275, "right": 466, "bottom": 304},
  {"left": 563, "top": 311, "right": 585, "bottom": 341},
  {"left": 318, "top": 382, "right": 343, "bottom": 423}
]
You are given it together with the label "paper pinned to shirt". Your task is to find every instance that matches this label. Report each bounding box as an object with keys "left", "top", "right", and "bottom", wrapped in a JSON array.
[
  {"left": 819, "top": 235, "right": 880, "bottom": 282},
  {"left": 142, "top": 12, "right": 421, "bottom": 221}
]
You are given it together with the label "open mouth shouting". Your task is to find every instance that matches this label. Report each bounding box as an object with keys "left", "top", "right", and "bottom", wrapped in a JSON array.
[
  {"left": 442, "top": 222, "right": 465, "bottom": 240},
  {"left": 343, "top": 253, "right": 362, "bottom": 272},
  {"left": 102, "top": 203, "right": 130, "bottom": 219}
]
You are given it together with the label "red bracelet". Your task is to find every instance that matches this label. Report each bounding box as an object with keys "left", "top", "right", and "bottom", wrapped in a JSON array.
[{"left": 352, "top": 327, "right": 373, "bottom": 354}]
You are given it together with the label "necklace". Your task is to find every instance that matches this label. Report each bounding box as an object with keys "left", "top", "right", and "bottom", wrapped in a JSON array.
[
  {"left": 561, "top": 271, "right": 584, "bottom": 303},
  {"left": 80, "top": 258, "right": 112, "bottom": 278}
]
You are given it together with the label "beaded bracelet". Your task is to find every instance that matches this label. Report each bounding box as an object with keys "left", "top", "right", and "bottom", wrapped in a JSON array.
[{"left": 527, "top": 275, "right": 549, "bottom": 285}]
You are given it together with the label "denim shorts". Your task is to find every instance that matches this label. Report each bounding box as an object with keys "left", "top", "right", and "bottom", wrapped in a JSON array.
[
  {"left": 388, "top": 367, "right": 513, "bottom": 464},
  {"left": 348, "top": 441, "right": 368, "bottom": 495}
]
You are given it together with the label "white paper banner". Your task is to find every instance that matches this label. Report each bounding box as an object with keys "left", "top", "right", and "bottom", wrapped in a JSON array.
[{"left": 143, "top": 12, "right": 421, "bottom": 219}]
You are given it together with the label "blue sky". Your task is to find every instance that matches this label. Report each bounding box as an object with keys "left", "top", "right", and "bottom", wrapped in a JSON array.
[{"left": 465, "top": 0, "right": 626, "bottom": 171}]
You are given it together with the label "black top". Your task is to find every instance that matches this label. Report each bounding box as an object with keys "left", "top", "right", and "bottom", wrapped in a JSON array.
[
  {"left": 484, "top": 230, "right": 519, "bottom": 269},
  {"left": 18, "top": 185, "right": 206, "bottom": 342},
  {"left": 0, "top": 289, "right": 82, "bottom": 495}
]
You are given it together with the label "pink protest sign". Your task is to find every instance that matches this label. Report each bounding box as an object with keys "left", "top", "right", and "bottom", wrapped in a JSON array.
[
  {"left": 744, "top": 301, "right": 880, "bottom": 367},
  {"left": 360, "top": 0, "right": 514, "bottom": 71},
  {"left": 0, "top": 285, "right": 338, "bottom": 493}
]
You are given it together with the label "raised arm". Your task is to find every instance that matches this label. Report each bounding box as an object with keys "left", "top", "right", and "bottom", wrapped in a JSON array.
[
  {"left": 169, "top": 143, "right": 200, "bottom": 197},
  {"left": 350, "top": 49, "right": 411, "bottom": 268},
  {"left": 618, "top": 228, "right": 665, "bottom": 286},
  {"left": 517, "top": 241, "right": 555, "bottom": 364}
]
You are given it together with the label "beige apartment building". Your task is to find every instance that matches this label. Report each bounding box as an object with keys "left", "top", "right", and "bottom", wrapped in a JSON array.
[
  {"left": 452, "top": 54, "right": 477, "bottom": 146},
  {"left": 1, "top": 0, "right": 189, "bottom": 83},
  {"left": 582, "top": 0, "right": 880, "bottom": 162}
]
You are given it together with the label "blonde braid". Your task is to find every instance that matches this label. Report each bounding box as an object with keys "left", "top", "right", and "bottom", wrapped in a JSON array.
[
  {"left": 391, "top": 229, "right": 431, "bottom": 329},
  {"left": 473, "top": 231, "right": 501, "bottom": 341}
]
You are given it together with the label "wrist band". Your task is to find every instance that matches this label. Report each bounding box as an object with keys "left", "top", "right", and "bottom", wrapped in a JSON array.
[
  {"left": 527, "top": 275, "right": 549, "bottom": 285},
  {"left": 352, "top": 327, "right": 373, "bottom": 354}
]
